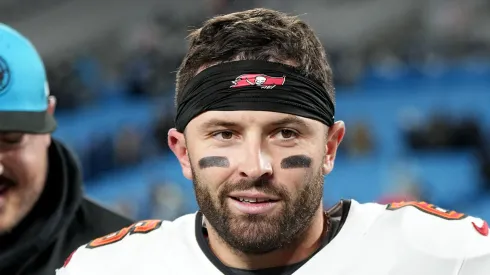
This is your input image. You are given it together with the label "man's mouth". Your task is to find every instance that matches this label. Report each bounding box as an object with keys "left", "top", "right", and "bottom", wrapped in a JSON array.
[
  {"left": 230, "top": 197, "right": 279, "bottom": 203},
  {"left": 0, "top": 178, "right": 14, "bottom": 196},
  {"left": 228, "top": 191, "right": 281, "bottom": 214}
]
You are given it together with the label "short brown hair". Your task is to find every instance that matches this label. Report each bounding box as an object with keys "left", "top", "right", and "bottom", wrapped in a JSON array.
[{"left": 175, "top": 8, "right": 334, "bottom": 108}]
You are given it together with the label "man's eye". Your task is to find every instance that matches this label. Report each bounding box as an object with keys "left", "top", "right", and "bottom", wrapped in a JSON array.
[
  {"left": 280, "top": 129, "right": 296, "bottom": 139},
  {"left": 0, "top": 134, "right": 24, "bottom": 144},
  {"left": 213, "top": 131, "right": 234, "bottom": 140},
  {"left": 274, "top": 129, "right": 298, "bottom": 140}
]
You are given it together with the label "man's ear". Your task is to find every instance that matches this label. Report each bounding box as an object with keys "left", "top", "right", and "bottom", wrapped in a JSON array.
[
  {"left": 47, "top": 96, "right": 56, "bottom": 115},
  {"left": 168, "top": 128, "right": 192, "bottom": 180},
  {"left": 323, "top": 121, "right": 345, "bottom": 175}
]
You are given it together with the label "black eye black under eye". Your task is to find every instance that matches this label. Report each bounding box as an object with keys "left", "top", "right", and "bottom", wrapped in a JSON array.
[
  {"left": 198, "top": 156, "right": 230, "bottom": 169},
  {"left": 281, "top": 155, "right": 312, "bottom": 169}
]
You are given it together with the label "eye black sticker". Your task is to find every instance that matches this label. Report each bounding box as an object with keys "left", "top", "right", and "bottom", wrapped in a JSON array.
[
  {"left": 198, "top": 156, "right": 230, "bottom": 169},
  {"left": 280, "top": 155, "right": 312, "bottom": 169}
]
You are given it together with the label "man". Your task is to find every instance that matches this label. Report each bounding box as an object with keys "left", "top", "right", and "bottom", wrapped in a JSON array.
[
  {"left": 0, "top": 24, "right": 133, "bottom": 274},
  {"left": 57, "top": 8, "right": 490, "bottom": 275}
]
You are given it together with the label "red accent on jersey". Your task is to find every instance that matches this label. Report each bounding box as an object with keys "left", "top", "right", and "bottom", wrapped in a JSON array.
[
  {"left": 63, "top": 251, "right": 75, "bottom": 267},
  {"left": 472, "top": 220, "right": 489, "bottom": 237}
]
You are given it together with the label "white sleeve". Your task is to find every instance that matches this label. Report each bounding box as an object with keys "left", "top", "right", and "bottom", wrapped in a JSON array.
[
  {"left": 55, "top": 219, "right": 166, "bottom": 275},
  {"left": 457, "top": 219, "right": 490, "bottom": 275},
  {"left": 55, "top": 246, "right": 89, "bottom": 275},
  {"left": 54, "top": 231, "right": 128, "bottom": 274},
  {"left": 458, "top": 254, "right": 490, "bottom": 275},
  {"left": 55, "top": 239, "right": 128, "bottom": 275}
]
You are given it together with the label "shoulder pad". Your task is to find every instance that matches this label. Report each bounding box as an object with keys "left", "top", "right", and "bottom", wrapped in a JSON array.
[
  {"left": 383, "top": 201, "right": 488, "bottom": 259},
  {"left": 56, "top": 219, "right": 167, "bottom": 274},
  {"left": 85, "top": 220, "right": 164, "bottom": 249},
  {"left": 56, "top": 213, "right": 197, "bottom": 274},
  {"left": 457, "top": 218, "right": 490, "bottom": 275}
]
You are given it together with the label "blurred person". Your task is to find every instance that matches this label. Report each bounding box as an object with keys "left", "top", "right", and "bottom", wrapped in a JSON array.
[
  {"left": 452, "top": 115, "right": 483, "bottom": 149},
  {"left": 83, "top": 133, "right": 115, "bottom": 180},
  {"left": 0, "top": 24, "right": 133, "bottom": 275},
  {"left": 113, "top": 199, "right": 138, "bottom": 220},
  {"left": 58, "top": 9, "right": 490, "bottom": 275},
  {"left": 123, "top": 36, "right": 162, "bottom": 98},
  {"left": 149, "top": 181, "right": 187, "bottom": 221},
  {"left": 73, "top": 54, "right": 102, "bottom": 93},
  {"left": 406, "top": 112, "right": 453, "bottom": 150},
  {"left": 45, "top": 61, "right": 91, "bottom": 110},
  {"left": 113, "top": 125, "right": 144, "bottom": 167},
  {"left": 378, "top": 181, "right": 427, "bottom": 205},
  {"left": 379, "top": 160, "right": 431, "bottom": 205},
  {"left": 343, "top": 121, "right": 374, "bottom": 157},
  {"left": 478, "top": 143, "right": 490, "bottom": 191}
]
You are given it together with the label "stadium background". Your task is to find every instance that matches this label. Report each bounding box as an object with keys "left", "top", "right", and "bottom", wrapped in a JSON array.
[{"left": 4, "top": 0, "right": 490, "bottom": 221}]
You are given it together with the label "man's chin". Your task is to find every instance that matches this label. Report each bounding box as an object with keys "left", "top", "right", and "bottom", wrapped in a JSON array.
[
  {"left": 0, "top": 223, "right": 15, "bottom": 237},
  {"left": 225, "top": 225, "right": 286, "bottom": 255},
  {"left": 0, "top": 211, "right": 21, "bottom": 236},
  {"left": 226, "top": 216, "right": 282, "bottom": 239}
]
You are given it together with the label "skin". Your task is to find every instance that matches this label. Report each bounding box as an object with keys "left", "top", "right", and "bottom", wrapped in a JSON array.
[
  {"left": 169, "top": 110, "right": 345, "bottom": 269},
  {"left": 0, "top": 96, "right": 56, "bottom": 235}
]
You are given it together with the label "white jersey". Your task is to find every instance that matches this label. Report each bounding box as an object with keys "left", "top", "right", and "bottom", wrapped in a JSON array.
[{"left": 56, "top": 200, "right": 490, "bottom": 275}]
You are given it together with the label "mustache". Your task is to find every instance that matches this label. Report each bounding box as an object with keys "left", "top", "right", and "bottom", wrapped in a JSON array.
[{"left": 220, "top": 178, "right": 288, "bottom": 200}]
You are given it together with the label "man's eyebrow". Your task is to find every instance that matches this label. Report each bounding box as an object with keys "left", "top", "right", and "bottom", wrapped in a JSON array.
[
  {"left": 198, "top": 115, "right": 310, "bottom": 131},
  {"left": 268, "top": 116, "right": 309, "bottom": 128},
  {"left": 199, "top": 119, "right": 240, "bottom": 131}
]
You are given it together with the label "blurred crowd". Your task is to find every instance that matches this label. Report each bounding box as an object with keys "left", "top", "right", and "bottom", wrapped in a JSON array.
[
  {"left": 39, "top": 0, "right": 490, "bottom": 220},
  {"left": 405, "top": 114, "right": 490, "bottom": 192}
]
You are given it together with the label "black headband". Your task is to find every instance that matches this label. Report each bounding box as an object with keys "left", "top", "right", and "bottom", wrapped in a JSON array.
[{"left": 175, "top": 60, "right": 335, "bottom": 132}]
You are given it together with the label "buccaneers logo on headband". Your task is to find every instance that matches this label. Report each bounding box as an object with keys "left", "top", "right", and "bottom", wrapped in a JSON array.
[{"left": 230, "top": 74, "right": 286, "bottom": 89}]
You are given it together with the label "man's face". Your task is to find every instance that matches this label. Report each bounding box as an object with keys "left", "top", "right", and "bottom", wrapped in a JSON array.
[
  {"left": 0, "top": 132, "right": 50, "bottom": 234},
  {"left": 169, "top": 111, "right": 344, "bottom": 254}
]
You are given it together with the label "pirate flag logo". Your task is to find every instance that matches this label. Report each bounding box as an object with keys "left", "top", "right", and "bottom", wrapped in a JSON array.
[
  {"left": 230, "top": 74, "right": 286, "bottom": 89},
  {"left": 0, "top": 57, "right": 11, "bottom": 94}
]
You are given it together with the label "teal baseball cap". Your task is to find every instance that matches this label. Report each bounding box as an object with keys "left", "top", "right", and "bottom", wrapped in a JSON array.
[{"left": 0, "top": 23, "right": 56, "bottom": 133}]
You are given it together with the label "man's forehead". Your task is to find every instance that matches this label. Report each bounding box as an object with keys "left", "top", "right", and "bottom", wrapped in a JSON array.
[{"left": 192, "top": 111, "right": 315, "bottom": 129}]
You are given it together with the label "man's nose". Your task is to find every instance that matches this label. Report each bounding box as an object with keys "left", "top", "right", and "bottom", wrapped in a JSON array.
[{"left": 237, "top": 141, "right": 273, "bottom": 181}]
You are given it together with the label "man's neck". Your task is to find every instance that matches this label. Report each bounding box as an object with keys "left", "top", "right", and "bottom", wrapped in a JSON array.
[{"left": 207, "top": 206, "right": 326, "bottom": 270}]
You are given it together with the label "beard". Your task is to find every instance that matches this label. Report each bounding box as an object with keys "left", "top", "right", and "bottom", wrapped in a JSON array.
[{"left": 192, "top": 165, "right": 324, "bottom": 255}]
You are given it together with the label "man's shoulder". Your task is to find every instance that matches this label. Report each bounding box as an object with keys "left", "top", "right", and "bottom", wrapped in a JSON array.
[
  {"left": 57, "top": 213, "right": 197, "bottom": 274},
  {"left": 365, "top": 201, "right": 490, "bottom": 260},
  {"left": 311, "top": 200, "right": 490, "bottom": 274},
  {"left": 379, "top": 201, "right": 485, "bottom": 236}
]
